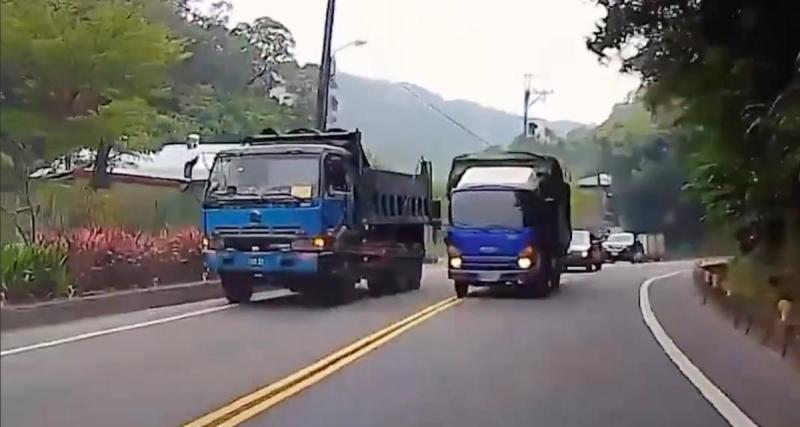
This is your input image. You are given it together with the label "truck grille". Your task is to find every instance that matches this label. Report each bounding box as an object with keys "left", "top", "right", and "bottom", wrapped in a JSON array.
[
  {"left": 214, "top": 226, "right": 303, "bottom": 251},
  {"left": 461, "top": 255, "right": 518, "bottom": 271}
]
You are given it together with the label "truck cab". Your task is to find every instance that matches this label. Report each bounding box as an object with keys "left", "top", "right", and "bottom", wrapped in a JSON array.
[
  {"left": 186, "top": 129, "right": 440, "bottom": 304},
  {"left": 445, "top": 152, "right": 571, "bottom": 298},
  {"left": 201, "top": 144, "right": 355, "bottom": 301}
]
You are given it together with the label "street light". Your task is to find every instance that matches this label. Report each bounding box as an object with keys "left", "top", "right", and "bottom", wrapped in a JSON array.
[
  {"left": 326, "top": 40, "right": 367, "bottom": 129},
  {"left": 334, "top": 39, "right": 367, "bottom": 55},
  {"left": 330, "top": 39, "right": 367, "bottom": 79}
]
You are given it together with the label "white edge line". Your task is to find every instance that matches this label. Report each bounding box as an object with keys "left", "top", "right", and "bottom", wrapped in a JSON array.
[
  {"left": 1, "top": 304, "right": 236, "bottom": 357},
  {"left": 640, "top": 270, "right": 759, "bottom": 427}
]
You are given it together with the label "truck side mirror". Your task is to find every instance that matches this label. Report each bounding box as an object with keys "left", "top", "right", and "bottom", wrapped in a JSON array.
[{"left": 184, "top": 156, "right": 198, "bottom": 180}]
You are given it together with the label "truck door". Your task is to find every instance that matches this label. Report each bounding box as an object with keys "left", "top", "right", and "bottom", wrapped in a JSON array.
[{"left": 323, "top": 154, "right": 354, "bottom": 228}]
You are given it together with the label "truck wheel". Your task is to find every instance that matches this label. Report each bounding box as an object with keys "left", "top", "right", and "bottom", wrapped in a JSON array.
[
  {"left": 550, "top": 270, "right": 561, "bottom": 292},
  {"left": 308, "top": 274, "right": 355, "bottom": 306},
  {"left": 549, "top": 258, "right": 562, "bottom": 291},
  {"left": 520, "top": 279, "right": 550, "bottom": 298},
  {"left": 454, "top": 281, "right": 469, "bottom": 298},
  {"left": 406, "top": 259, "right": 423, "bottom": 291},
  {"left": 220, "top": 273, "right": 253, "bottom": 304},
  {"left": 367, "top": 268, "right": 394, "bottom": 296}
]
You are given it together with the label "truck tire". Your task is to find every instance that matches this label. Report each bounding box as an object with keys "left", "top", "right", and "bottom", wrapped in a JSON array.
[
  {"left": 368, "top": 259, "right": 421, "bottom": 295},
  {"left": 220, "top": 273, "right": 253, "bottom": 304},
  {"left": 454, "top": 281, "right": 469, "bottom": 298},
  {"left": 367, "top": 269, "right": 395, "bottom": 296},
  {"left": 307, "top": 274, "right": 355, "bottom": 306},
  {"left": 519, "top": 279, "right": 550, "bottom": 298},
  {"left": 550, "top": 258, "right": 562, "bottom": 292},
  {"left": 406, "top": 259, "right": 423, "bottom": 291}
]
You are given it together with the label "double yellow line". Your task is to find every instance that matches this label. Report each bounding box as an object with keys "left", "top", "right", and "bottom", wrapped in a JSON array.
[{"left": 184, "top": 297, "right": 462, "bottom": 427}]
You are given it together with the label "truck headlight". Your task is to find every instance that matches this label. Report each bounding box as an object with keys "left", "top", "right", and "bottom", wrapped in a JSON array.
[
  {"left": 204, "top": 235, "right": 224, "bottom": 250},
  {"left": 517, "top": 256, "right": 533, "bottom": 269},
  {"left": 292, "top": 236, "right": 329, "bottom": 251},
  {"left": 449, "top": 256, "right": 463, "bottom": 269},
  {"left": 581, "top": 251, "right": 588, "bottom": 258}
]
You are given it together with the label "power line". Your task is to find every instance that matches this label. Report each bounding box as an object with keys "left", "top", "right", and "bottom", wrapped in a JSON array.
[{"left": 398, "top": 83, "right": 492, "bottom": 147}]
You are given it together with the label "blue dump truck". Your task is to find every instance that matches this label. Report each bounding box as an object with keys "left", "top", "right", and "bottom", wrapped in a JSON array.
[
  {"left": 445, "top": 151, "right": 571, "bottom": 298},
  {"left": 184, "top": 129, "right": 441, "bottom": 303}
]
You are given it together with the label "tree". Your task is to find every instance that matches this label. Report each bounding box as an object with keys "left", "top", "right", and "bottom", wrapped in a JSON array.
[
  {"left": 588, "top": 0, "right": 800, "bottom": 255},
  {"left": 0, "top": 0, "right": 188, "bottom": 187},
  {"left": 146, "top": 0, "right": 304, "bottom": 134},
  {"left": 231, "top": 17, "right": 296, "bottom": 89}
]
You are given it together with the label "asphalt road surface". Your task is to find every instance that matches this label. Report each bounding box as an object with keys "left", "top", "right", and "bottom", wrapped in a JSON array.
[{"left": 2, "top": 261, "right": 797, "bottom": 427}]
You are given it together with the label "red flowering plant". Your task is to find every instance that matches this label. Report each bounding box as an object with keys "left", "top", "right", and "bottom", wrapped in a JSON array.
[{"left": 37, "top": 226, "right": 204, "bottom": 296}]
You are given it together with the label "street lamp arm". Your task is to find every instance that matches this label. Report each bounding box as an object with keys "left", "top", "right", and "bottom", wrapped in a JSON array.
[{"left": 333, "top": 39, "right": 367, "bottom": 54}]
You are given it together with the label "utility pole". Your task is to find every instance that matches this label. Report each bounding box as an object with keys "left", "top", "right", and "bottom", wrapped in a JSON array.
[
  {"left": 315, "top": 0, "right": 337, "bottom": 130},
  {"left": 522, "top": 73, "right": 552, "bottom": 138}
]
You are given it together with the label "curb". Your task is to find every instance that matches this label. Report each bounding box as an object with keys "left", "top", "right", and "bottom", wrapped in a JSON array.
[{"left": 1, "top": 281, "right": 222, "bottom": 331}]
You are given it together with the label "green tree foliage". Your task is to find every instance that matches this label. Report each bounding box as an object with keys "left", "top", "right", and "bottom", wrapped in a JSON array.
[
  {"left": 0, "top": 0, "right": 188, "bottom": 160},
  {"left": 588, "top": 0, "right": 800, "bottom": 255},
  {"left": 513, "top": 99, "right": 706, "bottom": 251},
  {"left": 0, "top": 0, "right": 306, "bottom": 238},
  {"left": 149, "top": 0, "right": 304, "bottom": 136}
]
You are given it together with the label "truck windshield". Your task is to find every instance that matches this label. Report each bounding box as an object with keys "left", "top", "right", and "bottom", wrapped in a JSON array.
[
  {"left": 206, "top": 154, "right": 319, "bottom": 200},
  {"left": 450, "top": 189, "right": 528, "bottom": 229}
]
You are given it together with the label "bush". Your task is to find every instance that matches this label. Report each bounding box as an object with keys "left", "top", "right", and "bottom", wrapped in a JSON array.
[
  {"left": 38, "top": 226, "right": 204, "bottom": 295},
  {"left": 0, "top": 242, "right": 69, "bottom": 301}
]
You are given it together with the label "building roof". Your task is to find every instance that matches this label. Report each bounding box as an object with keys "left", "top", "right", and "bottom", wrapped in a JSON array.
[{"left": 32, "top": 142, "right": 244, "bottom": 184}]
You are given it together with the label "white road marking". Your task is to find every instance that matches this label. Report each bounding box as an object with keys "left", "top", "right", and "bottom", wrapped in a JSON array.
[
  {"left": 1, "top": 304, "right": 236, "bottom": 357},
  {"left": 640, "top": 271, "right": 759, "bottom": 427}
]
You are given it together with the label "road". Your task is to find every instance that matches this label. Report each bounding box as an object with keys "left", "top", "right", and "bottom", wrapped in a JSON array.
[{"left": 2, "top": 261, "right": 798, "bottom": 426}]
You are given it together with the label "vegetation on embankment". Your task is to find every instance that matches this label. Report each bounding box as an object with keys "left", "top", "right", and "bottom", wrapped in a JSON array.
[
  {"left": 588, "top": 0, "right": 800, "bottom": 299},
  {"left": 0, "top": 0, "right": 306, "bottom": 301}
]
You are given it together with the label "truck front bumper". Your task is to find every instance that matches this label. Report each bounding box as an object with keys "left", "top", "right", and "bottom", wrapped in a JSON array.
[
  {"left": 205, "top": 250, "right": 333, "bottom": 276},
  {"left": 448, "top": 266, "right": 545, "bottom": 286}
]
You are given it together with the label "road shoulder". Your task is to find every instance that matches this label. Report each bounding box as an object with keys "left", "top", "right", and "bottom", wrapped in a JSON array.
[{"left": 648, "top": 271, "right": 800, "bottom": 427}]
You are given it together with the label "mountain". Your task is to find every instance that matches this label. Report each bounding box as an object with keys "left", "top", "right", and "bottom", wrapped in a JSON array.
[{"left": 331, "top": 73, "right": 587, "bottom": 179}]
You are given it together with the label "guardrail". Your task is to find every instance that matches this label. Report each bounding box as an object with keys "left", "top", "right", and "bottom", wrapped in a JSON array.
[{"left": 694, "top": 258, "right": 798, "bottom": 360}]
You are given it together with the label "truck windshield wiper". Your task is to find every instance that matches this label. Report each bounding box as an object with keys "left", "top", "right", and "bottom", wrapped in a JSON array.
[
  {"left": 481, "top": 224, "right": 521, "bottom": 232},
  {"left": 452, "top": 222, "right": 520, "bottom": 231},
  {"left": 259, "top": 191, "right": 307, "bottom": 201},
  {"left": 208, "top": 190, "right": 260, "bottom": 200}
]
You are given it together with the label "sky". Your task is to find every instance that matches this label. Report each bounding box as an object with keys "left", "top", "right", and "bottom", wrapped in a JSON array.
[{"left": 228, "top": 0, "right": 640, "bottom": 125}]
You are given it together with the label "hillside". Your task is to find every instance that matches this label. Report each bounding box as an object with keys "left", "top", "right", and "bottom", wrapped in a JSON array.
[{"left": 332, "top": 73, "right": 586, "bottom": 178}]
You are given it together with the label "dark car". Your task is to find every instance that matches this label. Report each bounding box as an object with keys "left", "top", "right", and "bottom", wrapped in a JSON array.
[
  {"left": 602, "top": 232, "right": 645, "bottom": 263},
  {"left": 564, "top": 230, "right": 604, "bottom": 272}
]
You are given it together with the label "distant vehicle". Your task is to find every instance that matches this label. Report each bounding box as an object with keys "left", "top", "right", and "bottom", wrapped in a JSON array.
[
  {"left": 184, "top": 129, "right": 441, "bottom": 303},
  {"left": 444, "top": 151, "right": 572, "bottom": 298},
  {"left": 602, "top": 232, "right": 644, "bottom": 263},
  {"left": 564, "top": 229, "right": 604, "bottom": 272},
  {"left": 637, "top": 233, "right": 666, "bottom": 262}
]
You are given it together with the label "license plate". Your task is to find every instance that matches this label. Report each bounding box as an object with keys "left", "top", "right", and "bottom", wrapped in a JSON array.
[
  {"left": 477, "top": 272, "right": 501, "bottom": 282},
  {"left": 249, "top": 257, "right": 264, "bottom": 266}
]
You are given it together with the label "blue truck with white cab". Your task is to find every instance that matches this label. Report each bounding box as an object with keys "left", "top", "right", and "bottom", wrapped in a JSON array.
[
  {"left": 184, "top": 129, "right": 441, "bottom": 303},
  {"left": 445, "top": 151, "right": 571, "bottom": 298}
]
